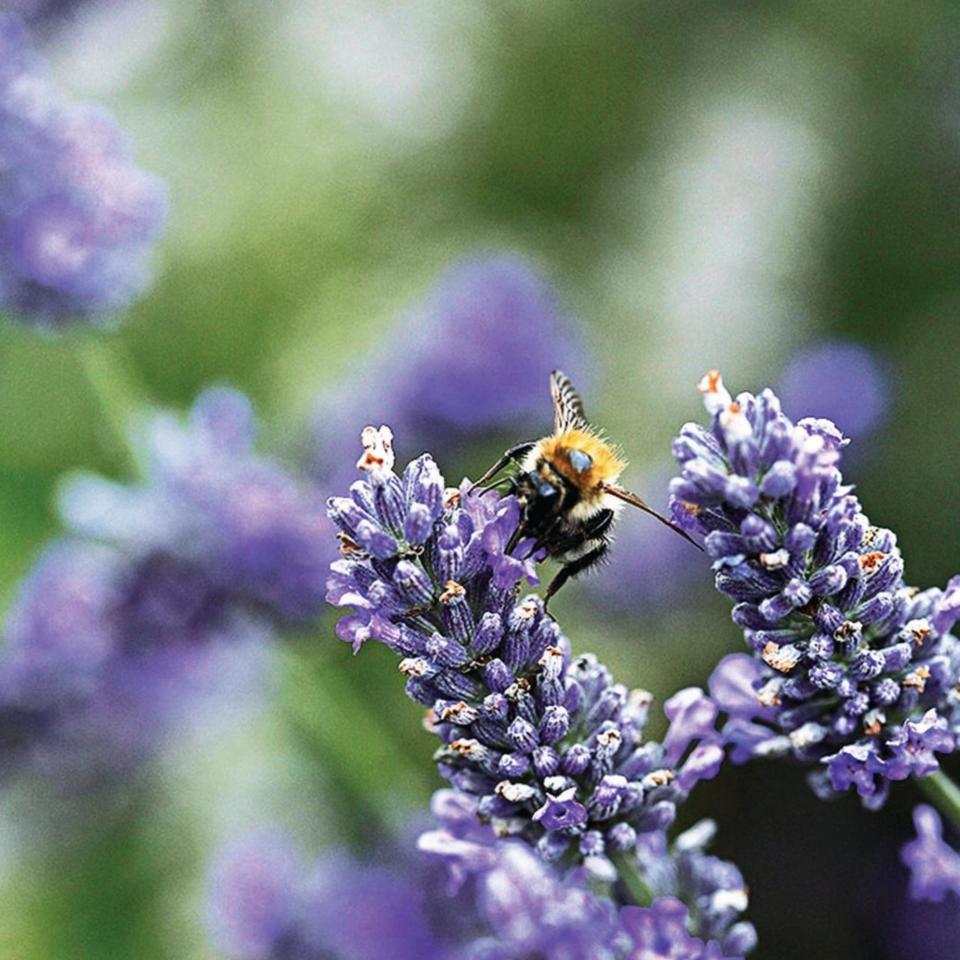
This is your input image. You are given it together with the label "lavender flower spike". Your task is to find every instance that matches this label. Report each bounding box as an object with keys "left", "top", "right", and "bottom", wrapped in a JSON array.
[
  {"left": 327, "top": 426, "right": 725, "bottom": 871},
  {"left": 671, "top": 370, "right": 960, "bottom": 808},
  {"left": 0, "top": 387, "right": 327, "bottom": 783},
  {"left": 0, "top": 12, "right": 167, "bottom": 327}
]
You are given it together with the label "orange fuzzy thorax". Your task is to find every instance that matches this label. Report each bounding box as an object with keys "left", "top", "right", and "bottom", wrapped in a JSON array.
[{"left": 539, "top": 428, "right": 627, "bottom": 493}]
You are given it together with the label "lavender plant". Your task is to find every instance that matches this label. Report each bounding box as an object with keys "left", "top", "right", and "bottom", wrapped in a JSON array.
[
  {"left": 325, "top": 425, "right": 755, "bottom": 955},
  {"left": 668, "top": 371, "right": 960, "bottom": 811},
  {"left": 0, "top": 387, "right": 327, "bottom": 782},
  {"left": 0, "top": 11, "right": 167, "bottom": 328}
]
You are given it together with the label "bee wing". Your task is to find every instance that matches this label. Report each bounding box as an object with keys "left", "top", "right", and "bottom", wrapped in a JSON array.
[
  {"left": 601, "top": 483, "right": 704, "bottom": 551},
  {"left": 550, "top": 370, "right": 589, "bottom": 434}
]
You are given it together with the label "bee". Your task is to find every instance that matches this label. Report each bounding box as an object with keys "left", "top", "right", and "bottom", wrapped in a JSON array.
[{"left": 472, "top": 370, "right": 702, "bottom": 607}]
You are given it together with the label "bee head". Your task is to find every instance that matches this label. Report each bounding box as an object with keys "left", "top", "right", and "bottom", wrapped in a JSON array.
[{"left": 567, "top": 449, "right": 593, "bottom": 474}]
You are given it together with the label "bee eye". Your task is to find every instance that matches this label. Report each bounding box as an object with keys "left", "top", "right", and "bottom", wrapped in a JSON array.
[{"left": 568, "top": 449, "right": 593, "bottom": 473}]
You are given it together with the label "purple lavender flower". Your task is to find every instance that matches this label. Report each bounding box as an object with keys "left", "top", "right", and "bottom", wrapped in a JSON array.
[
  {"left": 621, "top": 899, "right": 743, "bottom": 960},
  {"left": 777, "top": 340, "right": 890, "bottom": 443},
  {"left": 311, "top": 255, "right": 588, "bottom": 489},
  {"left": 421, "top": 790, "right": 755, "bottom": 959},
  {"left": 0, "top": 387, "right": 325, "bottom": 781},
  {"left": 901, "top": 805, "right": 960, "bottom": 904},
  {"left": 2, "top": 1, "right": 87, "bottom": 29},
  {"left": 207, "top": 830, "right": 450, "bottom": 960},
  {"left": 0, "top": 11, "right": 167, "bottom": 327},
  {"left": 327, "top": 426, "right": 724, "bottom": 869},
  {"left": 671, "top": 371, "right": 960, "bottom": 807}
]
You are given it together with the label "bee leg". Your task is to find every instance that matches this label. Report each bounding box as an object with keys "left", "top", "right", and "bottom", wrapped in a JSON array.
[
  {"left": 470, "top": 442, "right": 536, "bottom": 492},
  {"left": 543, "top": 541, "right": 609, "bottom": 611},
  {"left": 505, "top": 519, "right": 531, "bottom": 555}
]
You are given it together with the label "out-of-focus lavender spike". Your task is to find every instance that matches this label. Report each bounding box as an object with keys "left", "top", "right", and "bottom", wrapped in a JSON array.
[
  {"left": 777, "top": 340, "right": 890, "bottom": 444},
  {"left": 311, "top": 255, "right": 590, "bottom": 488},
  {"left": 0, "top": 387, "right": 327, "bottom": 785},
  {"left": 0, "top": 11, "right": 167, "bottom": 328}
]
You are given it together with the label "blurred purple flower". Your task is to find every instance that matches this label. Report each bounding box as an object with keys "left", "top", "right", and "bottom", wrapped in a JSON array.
[
  {"left": 901, "top": 805, "right": 960, "bottom": 904},
  {"left": 207, "top": 830, "right": 449, "bottom": 960},
  {"left": 0, "top": 387, "right": 326, "bottom": 783},
  {"left": 777, "top": 340, "right": 890, "bottom": 442},
  {"left": 0, "top": 11, "right": 167, "bottom": 327},
  {"left": 311, "top": 255, "right": 589, "bottom": 488},
  {"left": 2, "top": 1, "right": 87, "bottom": 28},
  {"left": 671, "top": 371, "right": 960, "bottom": 807}
]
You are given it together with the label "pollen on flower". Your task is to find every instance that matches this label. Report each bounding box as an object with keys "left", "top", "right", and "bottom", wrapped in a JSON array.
[
  {"left": 761, "top": 642, "right": 801, "bottom": 673},
  {"left": 859, "top": 551, "right": 887, "bottom": 573},
  {"left": 444, "top": 488, "right": 461, "bottom": 508},
  {"left": 903, "top": 666, "right": 931, "bottom": 691},
  {"left": 863, "top": 710, "right": 885, "bottom": 736},
  {"left": 720, "top": 402, "right": 753, "bottom": 444},
  {"left": 757, "top": 686, "right": 782, "bottom": 708},
  {"left": 439, "top": 580, "right": 466, "bottom": 603},
  {"left": 697, "top": 369, "right": 732, "bottom": 415},
  {"left": 356, "top": 425, "right": 395, "bottom": 478},
  {"left": 904, "top": 619, "right": 932, "bottom": 646},
  {"left": 337, "top": 532, "right": 362, "bottom": 555},
  {"left": 759, "top": 548, "right": 790, "bottom": 570},
  {"left": 495, "top": 780, "right": 538, "bottom": 803},
  {"left": 644, "top": 769, "right": 675, "bottom": 787},
  {"left": 399, "top": 657, "right": 430, "bottom": 677},
  {"left": 538, "top": 645, "right": 564, "bottom": 668},
  {"left": 450, "top": 738, "right": 481, "bottom": 756},
  {"left": 441, "top": 701, "right": 480, "bottom": 724}
]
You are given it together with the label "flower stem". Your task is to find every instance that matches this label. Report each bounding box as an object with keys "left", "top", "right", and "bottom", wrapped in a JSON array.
[
  {"left": 918, "top": 770, "right": 960, "bottom": 835},
  {"left": 610, "top": 850, "right": 654, "bottom": 907},
  {"left": 277, "top": 640, "right": 434, "bottom": 836},
  {"left": 74, "top": 338, "right": 147, "bottom": 466}
]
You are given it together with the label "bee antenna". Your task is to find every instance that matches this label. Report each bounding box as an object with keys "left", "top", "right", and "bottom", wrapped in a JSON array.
[{"left": 600, "top": 483, "right": 704, "bottom": 552}]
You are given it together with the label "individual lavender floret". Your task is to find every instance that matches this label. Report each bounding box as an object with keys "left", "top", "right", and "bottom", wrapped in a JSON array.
[
  {"left": 901, "top": 805, "right": 960, "bottom": 904},
  {"left": 421, "top": 791, "right": 754, "bottom": 959},
  {"left": 327, "top": 427, "right": 724, "bottom": 868},
  {"left": 311, "top": 255, "right": 588, "bottom": 489},
  {"left": 670, "top": 371, "right": 960, "bottom": 808},
  {"left": 0, "top": 388, "right": 326, "bottom": 781},
  {"left": 0, "top": 12, "right": 167, "bottom": 327}
]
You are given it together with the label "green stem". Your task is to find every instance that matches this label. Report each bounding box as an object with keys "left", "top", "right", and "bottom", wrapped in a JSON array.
[
  {"left": 74, "top": 339, "right": 147, "bottom": 466},
  {"left": 610, "top": 850, "right": 654, "bottom": 907},
  {"left": 918, "top": 770, "right": 960, "bottom": 835},
  {"left": 276, "top": 642, "right": 433, "bottom": 837}
]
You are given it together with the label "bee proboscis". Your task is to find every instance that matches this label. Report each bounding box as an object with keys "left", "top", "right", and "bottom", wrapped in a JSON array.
[{"left": 472, "top": 370, "right": 702, "bottom": 607}]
